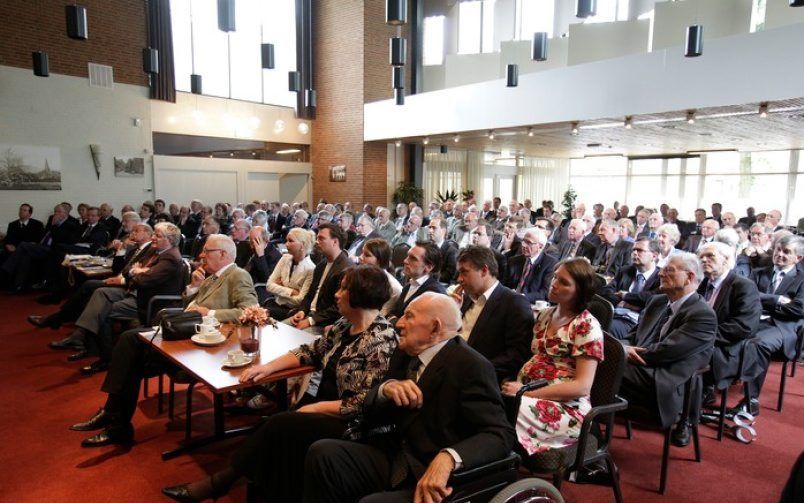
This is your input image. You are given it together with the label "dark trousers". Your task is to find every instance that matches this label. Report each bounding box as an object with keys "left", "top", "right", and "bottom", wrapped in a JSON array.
[
  {"left": 609, "top": 317, "right": 637, "bottom": 340},
  {"left": 231, "top": 411, "right": 348, "bottom": 502},
  {"left": 744, "top": 321, "right": 792, "bottom": 400},
  {"left": 1, "top": 242, "right": 54, "bottom": 288},
  {"left": 262, "top": 298, "right": 293, "bottom": 321},
  {"left": 57, "top": 279, "right": 110, "bottom": 322},
  {"left": 620, "top": 364, "right": 662, "bottom": 424},
  {"left": 101, "top": 329, "right": 174, "bottom": 424},
  {"left": 303, "top": 439, "right": 414, "bottom": 503}
]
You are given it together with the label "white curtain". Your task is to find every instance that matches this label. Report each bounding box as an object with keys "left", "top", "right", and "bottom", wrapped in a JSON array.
[
  {"left": 423, "top": 147, "right": 466, "bottom": 203},
  {"left": 465, "top": 150, "right": 484, "bottom": 200},
  {"left": 517, "top": 156, "right": 570, "bottom": 207}
]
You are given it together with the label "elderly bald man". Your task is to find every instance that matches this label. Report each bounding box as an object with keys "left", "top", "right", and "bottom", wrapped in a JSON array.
[{"left": 303, "top": 292, "right": 514, "bottom": 503}]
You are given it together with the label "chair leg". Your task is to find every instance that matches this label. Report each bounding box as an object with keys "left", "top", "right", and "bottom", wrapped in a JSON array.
[
  {"left": 692, "top": 423, "right": 701, "bottom": 462},
  {"left": 778, "top": 361, "right": 788, "bottom": 412},
  {"left": 168, "top": 377, "right": 176, "bottom": 420},
  {"left": 659, "top": 429, "right": 671, "bottom": 494},
  {"left": 157, "top": 374, "right": 164, "bottom": 415},
  {"left": 604, "top": 454, "right": 624, "bottom": 503},
  {"left": 185, "top": 382, "right": 197, "bottom": 441},
  {"left": 717, "top": 387, "right": 728, "bottom": 442},
  {"left": 625, "top": 420, "right": 633, "bottom": 440},
  {"left": 552, "top": 469, "right": 563, "bottom": 491},
  {"left": 143, "top": 376, "right": 150, "bottom": 397}
]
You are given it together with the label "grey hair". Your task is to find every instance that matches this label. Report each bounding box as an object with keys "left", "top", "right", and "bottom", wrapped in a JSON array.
[
  {"left": 294, "top": 209, "right": 309, "bottom": 221},
  {"left": 657, "top": 223, "right": 681, "bottom": 244},
  {"left": 251, "top": 210, "right": 268, "bottom": 227},
  {"left": 671, "top": 252, "right": 703, "bottom": 285},
  {"left": 206, "top": 234, "right": 237, "bottom": 258},
  {"left": 121, "top": 211, "right": 141, "bottom": 223},
  {"left": 358, "top": 215, "right": 375, "bottom": 229},
  {"left": 155, "top": 222, "right": 182, "bottom": 247},
  {"left": 233, "top": 218, "right": 252, "bottom": 232},
  {"left": 699, "top": 241, "right": 734, "bottom": 262},
  {"left": 714, "top": 228, "right": 739, "bottom": 248},
  {"left": 777, "top": 234, "right": 804, "bottom": 256},
  {"left": 524, "top": 227, "right": 548, "bottom": 246}
]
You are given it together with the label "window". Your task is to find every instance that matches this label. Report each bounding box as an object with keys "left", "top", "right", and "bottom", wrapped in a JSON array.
[
  {"left": 516, "top": 0, "right": 554, "bottom": 39},
  {"left": 584, "top": 0, "right": 629, "bottom": 24},
  {"left": 170, "top": 0, "right": 297, "bottom": 107},
  {"left": 458, "top": 0, "right": 496, "bottom": 54},
  {"left": 750, "top": 0, "right": 767, "bottom": 33},
  {"left": 423, "top": 16, "right": 445, "bottom": 66}
]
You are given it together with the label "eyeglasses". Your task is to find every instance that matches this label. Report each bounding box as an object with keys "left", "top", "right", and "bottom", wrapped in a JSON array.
[{"left": 202, "top": 248, "right": 225, "bottom": 254}]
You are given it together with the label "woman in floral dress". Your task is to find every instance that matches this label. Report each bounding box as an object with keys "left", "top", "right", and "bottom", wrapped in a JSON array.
[{"left": 502, "top": 258, "right": 605, "bottom": 455}]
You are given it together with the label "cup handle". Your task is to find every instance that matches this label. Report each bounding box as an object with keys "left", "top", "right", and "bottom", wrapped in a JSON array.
[{"left": 195, "top": 324, "right": 202, "bottom": 333}]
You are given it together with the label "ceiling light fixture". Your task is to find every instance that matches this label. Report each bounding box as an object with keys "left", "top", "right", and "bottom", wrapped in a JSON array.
[
  {"left": 686, "top": 110, "right": 696, "bottom": 124},
  {"left": 531, "top": 32, "right": 548, "bottom": 61},
  {"left": 276, "top": 148, "right": 301, "bottom": 154},
  {"left": 506, "top": 64, "right": 518, "bottom": 87},
  {"left": 527, "top": 127, "right": 534, "bottom": 137},
  {"left": 453, "top": 134, "right": 460, "bottom": 143},
  {"left": 685, "top": 25, "right": 703, "bottom": 57},
  {"left": 624, "top": 116, "right": 633, "bottom": 129},
  {"left": 488, "top": 130, "right": 495, "bottom": 140},
  {"left": 576, "top": 0, "right": 597, "bottom": 18},
  {"left": 759, "top": 103, "right": 769, "bottom": 118},
  {"left": 423, "top": 137, "right": 429, "bottom": 145},
  {"left": 571, "top": 122, "right": 579, "bottom": 135},
  {"left": 395, "top": 140, "right": 402, "bottom": 147}
]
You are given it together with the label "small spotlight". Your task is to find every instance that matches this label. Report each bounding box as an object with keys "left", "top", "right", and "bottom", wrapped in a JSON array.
[
  {"left": 395, "top": 140, "right": 402, "bottom": 147},
  {"left": 759, "top": 103, "right": 769, "bottom": 118},
  {"left": 527, "top": 127, "right": 534, "bottom": 137},
  {"left": 423, "top": 137, "right": 429, "bottom": 145},
  {"left": 453, "top": 135, "right": 460, "bottom": 143},
  {"left": 571, "top": 122, "right": 579, "bottom": 135},
  {"left": 488, "top": 130, "right": 495, "bottom": 140},
  {"left": 686, "top": 110, "right": 696, "bottom": 124},
  {"left": 624, "top": 116, "right": 633, "bottom": 129}
]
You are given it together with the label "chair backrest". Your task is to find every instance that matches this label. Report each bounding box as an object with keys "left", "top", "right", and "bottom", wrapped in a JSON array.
[
  {"left": 391, "top": 243, "right": 410, "bottom": 268},
  {"left": 590, "top": 333, "right": 626, "bottom": 409},
  {"left": 587, "top": 294, "right": 614, "bottom": 332}
]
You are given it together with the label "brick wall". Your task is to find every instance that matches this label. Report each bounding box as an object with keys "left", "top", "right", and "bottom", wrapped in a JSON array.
[{"left": 0, "top": 0, "right": 148, "bottom": 87}]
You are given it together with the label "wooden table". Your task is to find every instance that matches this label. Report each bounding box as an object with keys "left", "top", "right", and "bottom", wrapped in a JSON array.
[{"left": 138, "top": 322, "right": 318, "bottom": 460}]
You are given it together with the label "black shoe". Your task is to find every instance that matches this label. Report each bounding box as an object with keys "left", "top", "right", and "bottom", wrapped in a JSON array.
[
  {"left": 80, "top": 360, "right": 110, "bottom": 376},
  {"left": 31, "top": 281, "right": 50, "bottom": 291},
  {"left": 28, "top": 314, "right": 62, "bottom": 329},
  {"left": 80, "top": 424, "right": 134, "bottom": 447},
  {"left": 70, "top": 408, "right": 112, "bottom": 431},
  {"left": 671, "top": 421, "right": 691, "bottom": 447},
  {"left": 727, "top": 398, "right": 760, "bottom": 418},
  {"left": 67, "top": 349, "right": 90, "bottom": 362},
  {"left": 48, "top": 337, "right": 84, "bottom": 350},
  {"left": 574, "top": 461, "right": 612, "bottom": 486},
  {"left": 161, "top": 485, "right": 198, "bottom": 503}
]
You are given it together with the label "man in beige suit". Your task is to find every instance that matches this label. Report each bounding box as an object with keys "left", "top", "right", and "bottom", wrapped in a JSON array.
[{"left": 70, "top": 234, "right": 258, "bottom": 447}]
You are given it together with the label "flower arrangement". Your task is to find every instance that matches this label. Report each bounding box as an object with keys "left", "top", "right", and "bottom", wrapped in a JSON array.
[{"left": 239, "top": 305, "right": 271, "bottom": 327}]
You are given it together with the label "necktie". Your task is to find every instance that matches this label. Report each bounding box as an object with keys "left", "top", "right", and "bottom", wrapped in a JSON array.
[
  {"left": 658, "top": 304, "right": 674, "bottom": 340},
  {"left": 772, "top": 271, "right": 786, "bottom": 294},
  {"left": 633, "top": 273, "right": 646, "bottom": 294},
  {"left": 649, "top": 231, "right": 656, "bottom": 239},
  {"left": 568, "top": 241, "right": 578, "bottom": 258},
  {"left": 517, "top": 259, "right": 533, "bottom": 293},
  {"left": 704, "top": 283, "right": 715, "bottom": 302},
  {"left": 405, "top": 357, "right": 422, "bottom": 381},
  {"left": 82, "top": 225, "right": 93, "bottom": 239}
]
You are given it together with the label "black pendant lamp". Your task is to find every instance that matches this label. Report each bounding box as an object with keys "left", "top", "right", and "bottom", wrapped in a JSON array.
[
  {"left": 32, "top": 51, "right": 49, "bottom": 77},
  {"left": 395, "top": 88, "right": 405, "bottom": 105},
  {"left": 261, "top": 43, "right": 275, "bottom": 69},
  {"left": 576, "top": 0, "right": 597, "bottom": 18},
  {"left": 288, "top": 71, "right": 301, "bottom": 92},
  {"left": 506, "top": 64, "right": 518, "bottom": 87},
  {"left": 685, "top": 25, "right": 703, "bottom": 57},
  {"left": 191, "top": 74, "right": 202, "bottom": 94},
  {"left": 66, "top": 5, "right": 89, "bottom": 39},
  {"left": 790, "top": 0, "right": 804, "bottom": 6},
  {"left": 532, "top": 32, "right": 548, "bottom": 61},
  {"left": 217, "top": 0, "right": 236, "bottom": 32},
  {"left": 305, "top": 89, "right": 317, "bottom": 108},
  {"left": 142, "top": 47, "right": 159, "bottom": 74},
  {"left": 390, "top": 37, "right": 406, "bottom": 66},
  {"left": 393, "top": 67, "right": 405, "bottom": 89},
  {"left": 386, "top": 0, "right": 407, "bottom": 25}
]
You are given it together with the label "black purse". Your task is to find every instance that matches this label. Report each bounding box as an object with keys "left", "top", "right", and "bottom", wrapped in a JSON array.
[{"left": 158, "top": 310, "right": 202, "bottom": 341}]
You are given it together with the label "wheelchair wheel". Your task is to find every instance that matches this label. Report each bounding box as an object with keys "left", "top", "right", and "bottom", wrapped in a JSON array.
[{"left": 488, "top": 478, "right": 565, "bottom": 503}]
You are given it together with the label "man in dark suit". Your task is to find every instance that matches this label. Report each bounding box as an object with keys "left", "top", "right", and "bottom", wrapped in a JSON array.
[
  {"left": 452, "top": 246, "right": 534, "bottom": 383},
  {"left": 581, "top": 219, "right": 633, "bottom": 277},
  {"left": 600, "top": 237, "right": 662, "bottom": 339},
  {"left": 696, "top": 242, "right": 760, "bottom": 403},
  {"left": 289, "top": 223, "right": 352, "bottom": 332},
  {"left": 2, "top": 203, "right": 80, "bottom": 291},
  {"left": 58, "top": 206, "right": 110, "bottom": 255},
  {"left": 480, "top": 200, "right": 496, "bottom": 222},
  {"left": 2, "top": 203, "right": 45, "bottom": 257},
  {"left": 741, "top": 235, "right": 804, "bottom": 415},
  {"left": 427, "top": 217, "right": 458, "bottom": 284},
  {"left": 347, "top": 215, "right": 382, "bottom": 261},
  {"left": 620, "top": 253, "right": 716, "bottom": 444},
  {"left": 737, "top": 206, "right": 757, "bottom": 227},
  {"left": 503, "top": 228, "right": 556, "bottom": 303},
  {"left": 683, "top": 219, "right": 719, "bottom": 253},
  {"left": 70, "top": 233, "right": 258, "bottom": 447},
  {"left": 557, "top": 218, "right": 587, "bottom": 260},
  {"left": 302, "top": 292, "right": 515, "bottom": 503},
  {"left": 387, "top": 242, "right": 445, "bottom": 323},
  {"left": 470, "top": 222, "right": 508, "bottom": 283},
  {"left": 99, "top": 203, "right": 121, "bottom": 239}
]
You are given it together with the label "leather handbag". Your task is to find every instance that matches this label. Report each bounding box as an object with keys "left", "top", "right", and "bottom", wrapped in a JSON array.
[{"left": 158, "top": 310, "right": 202, "bottom": 341}]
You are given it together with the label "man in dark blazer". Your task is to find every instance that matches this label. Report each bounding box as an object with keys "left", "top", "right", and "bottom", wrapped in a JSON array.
[
  {"left": 387, "top": 242, "right": 446, "bottom": 322},
  {"left": 58, "top": 206, "right": 110, "bottom": 255},
  {"left": 303, "top": 292, "right": 515, "bottom": 503},
  {"left": 470, "top": 222, "right": 508, "bottom": 282},
  {"left": 620, "top": 253, "right": 716, "bottom": 443},
  {"left": 741, "top": 235, "right": 804, "bottom": 415},
  {"left": 682, "top": 219, "right": 719, "bottom": 253},
  {"left": 696, "top": 242, "right": 760, "bottom": 400},
  {"left": 2, "top": 203, "right": 45, "bottom": 255},
  {"left": 427, "top": 217, "right": 458, "bottom": 284},
  {"left": 581, "top": 219, "right": 633, "bottom": 277},
  {"left": 99, "top": 203, "right": 121, "bottom": 239},
  {"left": 453, "top": 246, "right": 534, "bottom": 383},
  {"left": 557, "top": 218, "right": 587, "bottom": 260},
  {"left": 503, "top": 228, "right": 556, "bottom": 303},
  {"left": 347, "top": 215, "right": 382, "bottom": 261},
  {"left": 289, "top": 223, "right": 352, "bottom": 332},
  {"left": 600, "top": 237, "right": 662, "bottom": 339}
]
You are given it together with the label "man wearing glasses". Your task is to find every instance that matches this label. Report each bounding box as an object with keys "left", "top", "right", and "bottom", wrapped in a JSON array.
[{"left": 347, "top": 216, "right": 381, "bottom": 262}]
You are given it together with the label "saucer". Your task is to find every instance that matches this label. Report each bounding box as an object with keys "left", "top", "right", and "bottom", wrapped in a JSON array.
[
  {"left": 222, "top": 356, "right": 253, "bottom": 368},
  {"left": 191, "top": 333, "right": 226, "bottom": 346}
]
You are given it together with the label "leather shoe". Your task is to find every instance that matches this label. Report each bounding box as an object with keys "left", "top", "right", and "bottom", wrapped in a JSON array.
[
  {"left": 702, "top": 386, "right": 716, "bottom": 407},
  {"left": 67, "top": 349, "right": 90, "bottom": 362},
  {"left": 70, "top": 408, "right": 112, "bottom": 431},
  {"left": 48, "top": 337, "right": 84, "bottom": 350},
  {"left": 80, "top": 360, "right": 110, "bottom": 376},
  {"left": 727, "top": 398, "right": 760, "bottom": 418},
  {"left": 28, "top": 314, "right": 62, "bottom": 329},
  {"left": 161, "top": 484, "right": 197, "bottom": 503},
  {"left": 671, "top": 421, "right": 691, "bottom": 447},
  {"left": 81, "top": 424, "right": 134, "bottom": 447}
]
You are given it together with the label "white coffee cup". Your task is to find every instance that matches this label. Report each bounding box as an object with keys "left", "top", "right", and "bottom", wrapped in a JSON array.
[
  {"left": 228, "top": 349, "right": 246, "bottom": 364},
  {"left": 202, "top": 315, "right": 218, "bottom": 326},
  {"left": 533, "top": 300, "right": 550, "bottom": 311},
  {"left": 195, "top": 323, "right": 217, "bottom": 335}
]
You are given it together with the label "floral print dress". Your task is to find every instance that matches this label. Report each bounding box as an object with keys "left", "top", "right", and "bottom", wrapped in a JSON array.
[{"left": 515, "top": 308, "right": 604, "bottom": 455}]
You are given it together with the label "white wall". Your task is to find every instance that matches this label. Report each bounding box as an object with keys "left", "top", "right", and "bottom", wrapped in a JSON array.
[
  {"left": 765, "top": 0, "right": 804, "bottom": 29},
  {"left": 567, "top": 18, "right": 650, "bottom": 66},
  {"left": 652, "top": 0, "right": 753, "bottom": 52},
  {"left": 0, "top": 65, "right": 153, "bottom": 229}
]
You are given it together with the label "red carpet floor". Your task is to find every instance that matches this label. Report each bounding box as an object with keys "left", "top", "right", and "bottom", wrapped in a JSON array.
[{"left": 0, "top": 292, "right": 801, "bottom": 503}]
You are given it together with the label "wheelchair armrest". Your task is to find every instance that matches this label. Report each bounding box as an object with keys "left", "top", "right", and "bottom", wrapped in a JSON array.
[
  {"left": 515, "top": 379, "right": 549, "bottom": 399},
  {"left": 572, "top": 396, "right": 628, "bottom": 469},
  {"left": 448, "top": 452, "right": 520, "bottom": 486}
]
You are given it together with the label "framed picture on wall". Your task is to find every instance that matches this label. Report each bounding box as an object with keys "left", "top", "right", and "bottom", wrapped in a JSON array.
[
  {"left": 0, "top": 144, "right": 62, "bottom": 190},
  {"left": 114, "top": 156, "right": 145, "bottom": 177},
  {"left": 329, "top": 164, "right": 346, "bottom": 182}
]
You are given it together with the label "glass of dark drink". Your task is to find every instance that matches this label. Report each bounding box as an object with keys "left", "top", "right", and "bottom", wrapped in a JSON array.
[{"left": 239, "top": 326, "right": 261, "bottom": 357}]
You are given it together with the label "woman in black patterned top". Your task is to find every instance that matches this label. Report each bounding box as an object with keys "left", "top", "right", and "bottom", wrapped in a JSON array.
[{"left": 163, "top": 265, "right": 397, "bottom": 503}]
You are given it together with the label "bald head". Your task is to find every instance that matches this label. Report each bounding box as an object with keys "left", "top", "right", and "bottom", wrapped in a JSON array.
[{"left": 397, "top": 292, "right": 462, "bottom": 356}]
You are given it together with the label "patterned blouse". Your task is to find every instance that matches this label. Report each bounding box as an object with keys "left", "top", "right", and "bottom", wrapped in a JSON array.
[{"left": 291, "top": 314, "right": 398, "bottom": 418}]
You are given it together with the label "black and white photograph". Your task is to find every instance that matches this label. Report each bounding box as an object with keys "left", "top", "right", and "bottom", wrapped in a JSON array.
[
  {"left": 0, "top": 144, "right": 61, "bottom": 190},
  {"left": 113, "top": 156, "right": 145, "bottom": 177}
]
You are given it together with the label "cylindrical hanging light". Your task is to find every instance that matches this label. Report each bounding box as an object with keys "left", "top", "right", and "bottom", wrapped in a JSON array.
[
  {"left": 65, "top": 5, "right": 89, "bottom": 40},
  {"left": 685, "top": 25, "right": 703, "bottom": 57},
  {"left": 576, "top": 0, "right": 597, "bottom": 18},
  {"left": 532, "top": 32, "right": 548, "bottom": 61},
  {"left": 305, "top": 89, "right": 317, "bottom": 108},
  {"left": 392, "top": 66, "right": 405, "bottom": 89},
  {"left": 506, "top": 64, "right": 518, "bottom": 87},
  {"left": 32, "top": 51, "right": 49, "bottom": 77},
  {"left": 142, "top": 47, "right": 159, "bottom": 74},
  {"left": 288, "top": 71, "right": 301, "bottom": 92},
  {"left": 390, "top": 37, "right": 407, "bottom": 66},
  {"left": 790, "top": 0, "right": 804, "bottom": 7},
  {"left": 261, "top": 43, "right": 275, "bottom": 69},
  {"left": 386, "top": 0, "right": 408, "bottom": 25},
  {"left": 440, "top": 145, "right": 448, "bottom": 154},
  {"left": 217, "top": 0, "right": 236, "bottom": 32},
  {"left": 191, "top": 74, "right": 202, "bottom": 94},
  {"left": 395, "top": 87, "right": 405, "bottom": 105}
]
